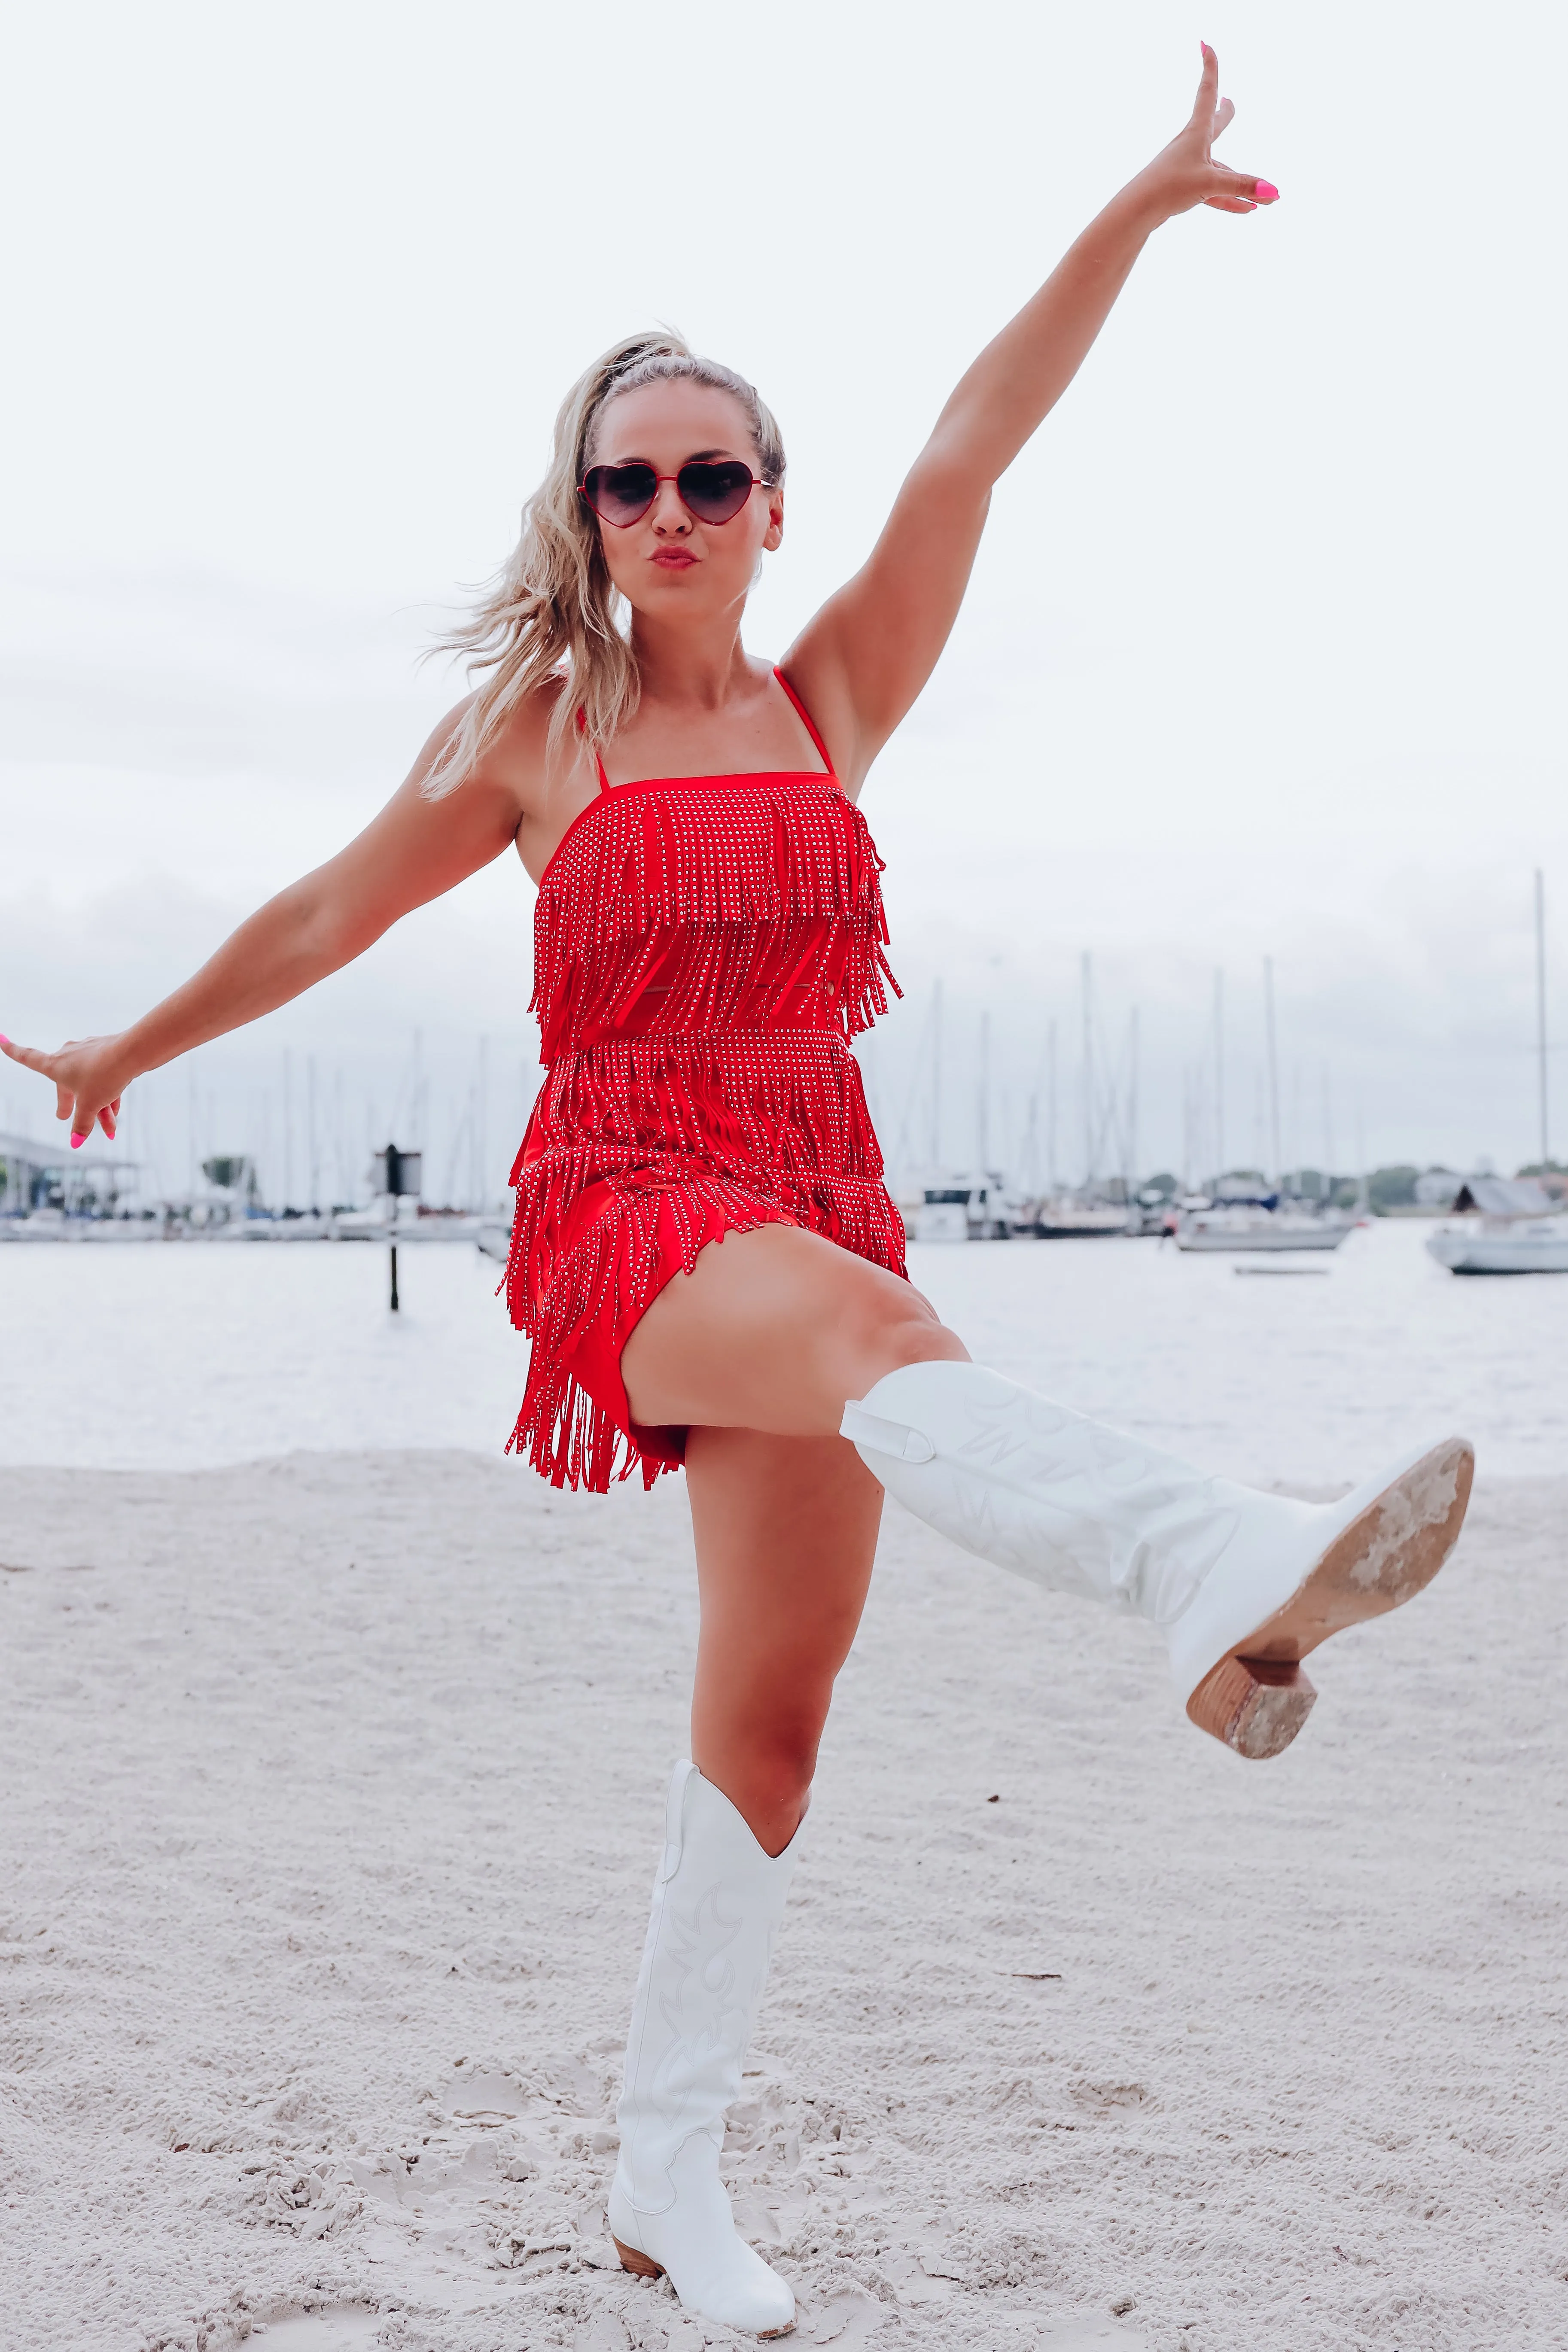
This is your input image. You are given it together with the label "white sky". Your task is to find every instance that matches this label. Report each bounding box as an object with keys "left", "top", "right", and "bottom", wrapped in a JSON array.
[{"left": 2, "top": 0, "right": 1564, "bottom": 1199}]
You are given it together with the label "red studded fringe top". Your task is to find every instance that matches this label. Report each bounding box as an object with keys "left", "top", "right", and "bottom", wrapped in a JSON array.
[{"left": 503, "top": 668, "right": 907, "bottom": 1491}]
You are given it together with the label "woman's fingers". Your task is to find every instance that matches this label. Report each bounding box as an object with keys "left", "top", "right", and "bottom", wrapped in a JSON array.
[
  {"left": 0, "top": 1032, "right": 130, "bottom": 1148},
  {"left": 0, "top": 1034, "right": 55, "bottom": 1077},
  {"left": 1193, "top": 43, "right": 1221, "bottom": 124},
  {"left": 1204, "top": 195, "right": 1257, "bottom": 214},
  {"left": 1223, "top": 170, "right": 1278, "bottom": 203},
  {"left": 1211, "top": 94, "right": 1235, "bottom": 141}
]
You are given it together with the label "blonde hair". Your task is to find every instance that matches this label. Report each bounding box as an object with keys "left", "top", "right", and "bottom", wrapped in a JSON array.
[{"left": 422, "top": 331, "right": 786, "bottom": 799}]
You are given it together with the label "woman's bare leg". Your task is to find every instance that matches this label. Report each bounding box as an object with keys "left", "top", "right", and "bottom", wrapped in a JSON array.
[
  {"left": 622, "top": 1223, "right": 967, "bottom": 1438},
  {"left": 622, "top": 1225, "right": 965, "bottom": 1850},
  {"left": 684, "top": 1426, "right": 886, "bottom": 1856}
]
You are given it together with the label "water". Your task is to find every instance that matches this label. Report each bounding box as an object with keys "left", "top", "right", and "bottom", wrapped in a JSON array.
[{"left": 0, "top": 1222, "right": 1560, "bottom": 1483}]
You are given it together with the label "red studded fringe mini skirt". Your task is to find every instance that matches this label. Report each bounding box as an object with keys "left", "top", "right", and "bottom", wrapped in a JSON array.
[{"left": 502, "top": 684, "right": 908, "bottom": 1492}]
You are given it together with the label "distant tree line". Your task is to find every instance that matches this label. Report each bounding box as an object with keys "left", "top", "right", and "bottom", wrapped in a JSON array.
[{"left": 1367, "top": 1160, "right": 1568, "bottom": 1212}]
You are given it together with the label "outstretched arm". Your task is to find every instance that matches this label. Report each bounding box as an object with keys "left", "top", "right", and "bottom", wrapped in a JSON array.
[
  {"left": 0, "top": 705, "right": 527, "bottom": 1146},
  {"left": 784, "top": 47, "right": 1275, "bottom": 788}
]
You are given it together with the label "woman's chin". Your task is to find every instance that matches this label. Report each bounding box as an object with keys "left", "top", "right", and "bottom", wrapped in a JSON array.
[{"left": 624, "top": 574, "right": 749, "bottom": 619}]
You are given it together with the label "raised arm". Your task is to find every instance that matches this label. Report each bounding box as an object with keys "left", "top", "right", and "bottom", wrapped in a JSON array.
[
  {"left": 0, "top": 706, "right": 530, "bottom": 1146},
  {"left": 783, "top": 47, "right": 1275, "bottom": 788}
]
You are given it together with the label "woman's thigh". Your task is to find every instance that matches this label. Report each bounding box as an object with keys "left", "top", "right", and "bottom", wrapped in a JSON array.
[
  {"left": 621, "top": 1221, "right": 965, "bottom": 1436},
  {"left": 685, "top": 1423, "right": 886, "bottom": 1853}
]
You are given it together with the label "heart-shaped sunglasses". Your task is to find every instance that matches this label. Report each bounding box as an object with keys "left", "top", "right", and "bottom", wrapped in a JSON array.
[{"left": 578, "top": 459, "right": 770, "bottom": 529}]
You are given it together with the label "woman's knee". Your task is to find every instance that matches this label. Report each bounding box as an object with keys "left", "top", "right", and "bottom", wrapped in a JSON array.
[
  {"left": 844, "top": 1276, "right": 967, "bottom": 1391},
  {"left": 693, "top": 1704, "right": 824, "bottom": 1852},
  {"left": 701, "top": 1682, "right": 828, "bottom": 1783},
  {"left": 741, "top": 1718, "right": 825, "bottom": 1817}
]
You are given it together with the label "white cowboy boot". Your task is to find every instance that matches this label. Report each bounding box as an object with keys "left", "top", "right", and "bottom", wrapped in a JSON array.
[
  {"left": 608, "top": 1760, "right": 798, "bottom": 2338},
  {"left": 842, "top": 1361, "right": 1472, "bottom": 1760}
]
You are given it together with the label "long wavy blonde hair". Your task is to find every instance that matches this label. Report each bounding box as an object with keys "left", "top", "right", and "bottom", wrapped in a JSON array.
[{"left": 421, "top": 331, "right": 786, "bottom": 799}]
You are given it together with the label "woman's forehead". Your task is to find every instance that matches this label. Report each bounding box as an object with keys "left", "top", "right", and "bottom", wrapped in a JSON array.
[{"left": 591, "top": 379, "right": 753, "bottom": 463}]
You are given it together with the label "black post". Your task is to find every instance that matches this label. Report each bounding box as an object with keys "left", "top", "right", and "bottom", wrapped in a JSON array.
[{"left": 389, "top": 1243, "right": 399, "bottom": 1312}]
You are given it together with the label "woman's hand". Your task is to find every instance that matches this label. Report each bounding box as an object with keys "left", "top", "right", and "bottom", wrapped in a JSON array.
[
  {"left": 783, "top": 44, "right": 1277, "bottom": 780},
  {"left": 0, "top": 1031, "right": 132, "bottom": 1147},
  {"left": 1129, "top": 44, "right": 1278, "bottom": 223}
]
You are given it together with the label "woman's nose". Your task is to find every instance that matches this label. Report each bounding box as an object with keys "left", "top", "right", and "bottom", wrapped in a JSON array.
[{"left": 650, "top": 480, "right": 691, "bottom": 533}]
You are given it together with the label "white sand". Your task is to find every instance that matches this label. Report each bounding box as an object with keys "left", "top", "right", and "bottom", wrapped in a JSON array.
[{"left": 2, "top": 1451, "right": 1565, "bottom": 2352}]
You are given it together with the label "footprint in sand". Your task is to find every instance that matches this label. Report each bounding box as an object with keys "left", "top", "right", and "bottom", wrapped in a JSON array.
[{"left": 248, "top": 2309, "right": 380, "bottom": 2350}]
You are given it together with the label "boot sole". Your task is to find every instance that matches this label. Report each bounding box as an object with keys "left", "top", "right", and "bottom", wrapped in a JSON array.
[
  {"left": 612, "top": 2236, "right": 796, "bottom": 2339},
  {"left": 1185, "top": 1436, "right": 1474, "bottom": 1761}
]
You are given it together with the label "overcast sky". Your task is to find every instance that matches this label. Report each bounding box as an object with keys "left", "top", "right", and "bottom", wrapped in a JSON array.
[{"left": 3, "top": 0, "right": 1564, "bottom": 1199}]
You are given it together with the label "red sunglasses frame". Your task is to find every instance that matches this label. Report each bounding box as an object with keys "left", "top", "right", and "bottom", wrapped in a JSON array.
[{"left": 577, "top": 461, "right": 773, "bottom": 529}]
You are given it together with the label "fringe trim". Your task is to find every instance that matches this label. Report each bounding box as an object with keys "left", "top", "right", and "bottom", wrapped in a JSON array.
[
  {"left": 532, "top": 779, "right": 898, "bottom": 1057},
  {"left": 506, "top": 1030, "right": 889, "bottom": 1351},
  {"left": 507, "top": 774, "right": 907, "bottom": 1493},
  {"left": 503, "top": 1162, "right": 908, "bottom": 1494}
]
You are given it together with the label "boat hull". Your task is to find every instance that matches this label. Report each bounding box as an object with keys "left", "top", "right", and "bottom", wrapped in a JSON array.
[
  {"left": 1175, "top": 1220, "right": 1349, "bottom": 1254},
  {"left": 1426, "top": 1221, "right": 1568, "bottom": 1275},
  {"left": 1029, "top": 1217, "right": 1129, "bottom": 1240}
]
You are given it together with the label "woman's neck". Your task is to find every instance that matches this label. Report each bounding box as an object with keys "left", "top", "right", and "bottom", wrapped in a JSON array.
[{"left": 628, "top": 610, "right": 762, "bottom": 715}]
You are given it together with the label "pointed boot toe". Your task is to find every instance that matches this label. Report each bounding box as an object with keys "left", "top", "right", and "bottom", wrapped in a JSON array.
[{"left": 609, "top": 2150, "right": 795, "bottom": 2336}]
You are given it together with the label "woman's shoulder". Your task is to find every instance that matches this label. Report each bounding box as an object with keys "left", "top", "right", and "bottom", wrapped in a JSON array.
[
  {"left": 399, "top": 676, "right": 583, "bottom": 841},
  {"left": 424, "top": 672, "right": 579, "bottom": 804},
  {"left": 475, "top": 670, "right": 576, "bottom": 773}
]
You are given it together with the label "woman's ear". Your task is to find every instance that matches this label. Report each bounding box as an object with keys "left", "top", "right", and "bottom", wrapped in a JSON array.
[{"left": 762, "top": 486, "right": 785, "bottom": 553}]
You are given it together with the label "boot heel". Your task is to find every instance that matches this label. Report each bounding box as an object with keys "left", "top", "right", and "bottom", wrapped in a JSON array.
[
  {"left": 1187, "top": 1653, "right": 1316, "bottom": 1760},
  {"left": 613, "top": 2234, "right": 666, "bottom": 2279}
]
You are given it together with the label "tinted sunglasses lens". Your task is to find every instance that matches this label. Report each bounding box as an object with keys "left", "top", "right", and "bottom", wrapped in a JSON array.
[
  {"left": 583, "top": 463, "right": 657, "bottom": 524},
  {"left": 678, "top": 462, "right": 756, "bottom": 523}
]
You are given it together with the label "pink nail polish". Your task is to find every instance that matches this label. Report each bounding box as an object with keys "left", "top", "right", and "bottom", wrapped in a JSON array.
[
  {"left": 71, "top": 1135, "right": 83, "bottom": 1150},
  {"left": 0, "top": 1034, "right": 11, "bottom": 1047},
  {"left": 1255, "top": 181, "right": 1279, "bottom": 203}
]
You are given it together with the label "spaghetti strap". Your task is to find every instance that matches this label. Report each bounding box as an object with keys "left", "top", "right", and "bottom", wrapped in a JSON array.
[
  {"left": 773, "top": 667, "right": 836, "bottom": 779},
  {"left": 575, "top": 707, "right": 610, "bottom": 792}
]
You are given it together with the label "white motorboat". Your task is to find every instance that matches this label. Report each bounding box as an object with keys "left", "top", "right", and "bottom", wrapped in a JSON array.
[
  {"left": 915, "top": 1173, "right": 1021, "bottom": 1243},
  {"left": 1175, "top": 1197, "right": 1350, "bottom": 1254},
  {"left": 1426, "top": 1178, "right": 1568, "bottom": 1274}
]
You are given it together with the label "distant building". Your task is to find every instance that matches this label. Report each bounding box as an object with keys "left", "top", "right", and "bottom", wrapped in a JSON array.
[
  {"left": 0, "top": 1130, "right": 140, "bottom": 1216},
  {"left": 1414, "top": 1169, "right": 1464, "bottom": 1209}
]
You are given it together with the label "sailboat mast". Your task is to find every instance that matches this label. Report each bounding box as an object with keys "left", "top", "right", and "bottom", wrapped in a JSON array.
[
  {"left": 1047, "top": 1017, "right": 1058, "bottom": 1190},
  {"left": 1535, "top": 870, "right": 1550, "bottom": 1167},
  {"left": 1082, "top": 952, "right": 1093, "bottom": 1190},
  {"left": 931, "top": 978, "right": 943, "bottom": 1171},
  {"left": 1213, "top": 968, "right": 1225, "bottom": 1179},
  {"left": 1127, "top": 1007, "right": 1139, "bottom": 1199},
  {"left": 1263, "top": 957, "right": 1282, "bottom": 1189}
]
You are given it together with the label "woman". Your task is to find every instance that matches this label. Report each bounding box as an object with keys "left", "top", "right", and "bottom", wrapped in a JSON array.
[{"left": 5, "top": 54, "right": 1471, "bottom": 2340}]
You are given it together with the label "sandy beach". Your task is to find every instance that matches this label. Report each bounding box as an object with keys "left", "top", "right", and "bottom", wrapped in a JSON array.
[{"left": 3, "top": 1448, "right": 1565, "bottom": 2352}]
